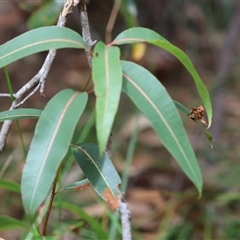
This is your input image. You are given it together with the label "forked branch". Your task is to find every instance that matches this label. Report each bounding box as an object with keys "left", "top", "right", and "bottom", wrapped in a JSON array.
[{"left": 0, "top": 0, "right": 80, "bottom": 152}]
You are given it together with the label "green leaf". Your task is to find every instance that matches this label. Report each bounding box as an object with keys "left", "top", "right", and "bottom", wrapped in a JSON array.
[
  {"left": 28, "top": 1, "right": 63, "bottom": 29},
  {"left": 0, "top": 26, "right": 87, "bottom": 68},
  {"left": 53, "top": 201, "right": 108, "bottom": 239},
  {"left": 119, "top": 0, "right": 137, "bottom": 28},
  {"left": 111, "top": 27, "right": 212, "bottom": 128},
  {"left": 0, "top": 215, "right": 28, "bottom": 230},
  {"left": 0, "top": 179, "right": 20, "bottom": 193},
  {"left": 174, "top": 101, "right": 213, "bottom": 148},
  {"left": 121, "top": 61, "right": 202, "bottom": 194},
  {"left": 92, "top": 42, "right": 122, "bottom": 153},
  {"left": 0, "top": 108, "right": 42, "bottom": 122},
  {"left": 21, "top": 89, "right": 88, "bottom": 215},
  {"left": 63, "top": 179, "right": 91, "bottom": 192},
  {"left": 71, "top": 142, "right": 122, "bottom": 210},
  {"left": 34, "top": 237, "right": 57, "bottom": 240}
]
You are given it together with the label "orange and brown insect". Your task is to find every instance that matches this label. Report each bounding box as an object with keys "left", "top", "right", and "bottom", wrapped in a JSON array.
[{"left": 188, "top": 105, "right": 207, "bottom": 126}]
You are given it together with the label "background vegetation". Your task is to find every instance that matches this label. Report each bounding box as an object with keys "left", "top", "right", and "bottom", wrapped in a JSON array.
[{"left": 0, "top": 1, "right": 240, "bottom": 239}]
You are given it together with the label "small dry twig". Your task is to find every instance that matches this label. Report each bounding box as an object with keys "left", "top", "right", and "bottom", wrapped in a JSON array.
[{"left": 105, "top": 1, "right": 121, "bottom": 44}]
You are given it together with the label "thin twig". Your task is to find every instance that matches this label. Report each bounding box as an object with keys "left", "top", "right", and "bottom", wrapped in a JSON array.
[
  {"left": 105, "top": 133, "right": 113, "bottom": 157},
  {"left": 0, "top": 0, "right": 78, "bottom": 153},
  {"left": 87, "top": 89, "right": 94, "bottom": 94},
  {"left": 83, "top": 73, "right": 92, "bottom": 91},
  {"left": 14, "top": 83, "right": 41, "bottom": 108},
  {"left": 105, "top": 1, "right": 121, "bottom": 44},
  {"left": 42, "top": 163, "right": 62, "bottom": 236},
  {"left": 0, "top": 93, "right": 16, "bottom": 98},
  {"left": 0, "top": 154, "right": 13, "bottom": 179}
]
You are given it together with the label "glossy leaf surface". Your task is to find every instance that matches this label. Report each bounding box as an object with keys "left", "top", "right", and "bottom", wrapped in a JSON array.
[
  {"left": 0, "top": 108, "right": 42, "bottom": 122},
  {"left": 121, "top": 61, "right": 202, "bottom": 194},
  {"left": 112, "top": 27, "right": 212, "bottom": 128},
  {"left": 92, "top": 42, "right": 122, "bottom": 153},
  {"left": 0, "top": 26, "right": 86, "bottom": 68},
  {"left": 71, "top": 142, "right": 121, "bottom": 210},
  {"left": 21, "top": 89, "right": 88, "bottom": 215}
]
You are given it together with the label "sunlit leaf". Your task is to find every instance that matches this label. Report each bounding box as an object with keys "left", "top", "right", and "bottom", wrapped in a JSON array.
[
  {"left": 121, "top": 61, "right": 202, "bottom": 194},
  {"left": 111, "top": 27, "right": 212, "bottom": 128},
  {"left": 71, "top": 142, "right": 122, "bottom": 210},
  {"left": 0, "top": 108, "right": 42, "bottom": 122},
  {"left": 21, "top": 89, "right": 88, "bottom": 215},
  {"left": 92, "top": 42, "right": 122, "bottom": 153},
  {"left": 132, "top": 43, "right": 147, "bottom": 61},
  {"left": 0, "top": 26, "right": 87, "bottom": 68}
]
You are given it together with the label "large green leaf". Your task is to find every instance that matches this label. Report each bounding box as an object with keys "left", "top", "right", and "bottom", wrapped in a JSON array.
[
  {"left": 71, "top": 142, "right": 122, "bottom": 210},
  {"left": 21, "top": 89, "right": 88, "bottom": 215},
  {"left": 0, "top": 26, "right": 87, "bottom": 68},
  {"left": 0, "top": 108, "right": 42, "bottom": 122},
  {"left": 92, "top": 42, "right": 122, "bottom": 153},
  {"left": 111, "top": 27, "right": 212, "bottom": 128},
  {"left": 121, "top": 61, "right": 202, "bottom": 194}
]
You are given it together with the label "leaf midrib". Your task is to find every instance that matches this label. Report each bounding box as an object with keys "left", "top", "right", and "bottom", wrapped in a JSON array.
[
  {"left": 0, "top": 39, "right": 86, "bottom": 62},
  {"left": 102, "top": 45, "right": 110, "bottom": 129},
  {"left": 123, "top": 72, "right": 198, "bottom": 183},
  {"left": 73, "top": 145, "right": 116, "bottom": 199},
  {"left": 29, "top": 92, "right": 79, "bottom": 209}
]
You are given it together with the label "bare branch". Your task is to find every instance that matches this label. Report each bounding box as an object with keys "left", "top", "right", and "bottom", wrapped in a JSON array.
[
  {"left": 14, "top": 83, "right": 41, "bottom": 108},
  {"left": 119, "top": 198, "right": 132, "bottom": 240},
  {"left": 78, "top": 0, "right": 96, "bottom": 68},
  {"left": 0, "top": 0, "right": 79, "bottom": 153},
  {"left": 0, "top": 93, "right": 16, "bottom": 98}
]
